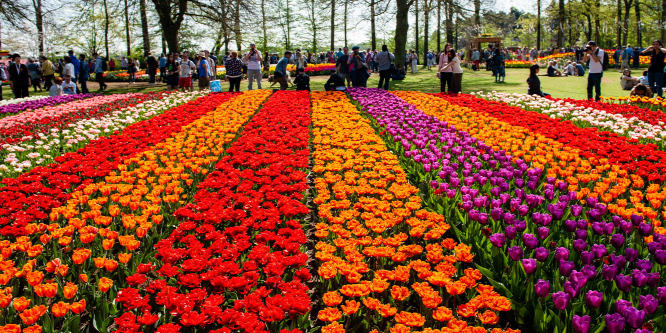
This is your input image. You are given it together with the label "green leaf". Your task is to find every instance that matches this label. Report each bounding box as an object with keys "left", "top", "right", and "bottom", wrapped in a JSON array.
[
  {"left": 474, "top": 263, "right": 496, "bottom": 280},
  {"left": 484, "top": 275, "right": 513, "bottom": 298}
]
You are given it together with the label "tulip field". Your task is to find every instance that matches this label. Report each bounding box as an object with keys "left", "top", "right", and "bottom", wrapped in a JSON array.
[{"left": 0, "top": 89, "right": 665, "bottom": 333}]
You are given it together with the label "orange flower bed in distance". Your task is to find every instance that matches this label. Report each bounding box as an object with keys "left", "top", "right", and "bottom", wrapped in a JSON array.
[{"left": 310, "top": 91, "right": 516, "bottom": 333}]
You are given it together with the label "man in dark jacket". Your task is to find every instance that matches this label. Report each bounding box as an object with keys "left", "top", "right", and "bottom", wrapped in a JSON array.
[
  {"left": 324, "top": 70, "right": 346, "bottom": 91},
  {"left": 78, "top": 54, "right": 91, "bottom": 94},
  {"left": 8, "top": 54, "right": 31, "bottom": 98}
]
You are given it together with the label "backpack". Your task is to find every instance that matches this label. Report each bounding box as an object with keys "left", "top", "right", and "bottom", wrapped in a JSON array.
[
  {"left": 595, "top": 49, "right": 609, "bottom": 71},
  {"left": 102, "top": 59, "right": 108, "bottom": 71}
]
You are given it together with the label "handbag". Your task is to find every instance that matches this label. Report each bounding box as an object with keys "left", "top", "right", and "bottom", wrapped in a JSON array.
[{"left": 210, "top": 80, "right": 222, "bottom": 92}]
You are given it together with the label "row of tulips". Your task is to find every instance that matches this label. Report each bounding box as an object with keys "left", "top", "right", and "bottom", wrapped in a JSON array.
[
  {"left": 0, "top": 93, "right": 237, "bottom": 237},
  {"left": 112, "top": 90, "right": 311, "bottom": 333},
  {"left": 473, "top": 92, "right": 666, "bottom": 145},
  {"left": 0, "top": 91, "right": 205, "bottom": 178},
  {"left": 348, "top": 88, "right": 666, "bottom": 332},
  {"left": 559, "top": 97, "right": 666, "bottom": 128},
  {"left": 311, "top": 91, "right": 516, "bottom": 333},
  {"left": 602, "top": 96, "right": 666, "bottom": 113},
  {"left": 0, "top": 93, "right": 143, "bottom": 148},
  {"left": 0, "top": 94, "right": 94, "bottom": 118},
  {"left": 0, "top": 92, "right": 248, "bottom": 332},
  {"left": 434, "top": 93, "right": 666, "bottom": 228}
]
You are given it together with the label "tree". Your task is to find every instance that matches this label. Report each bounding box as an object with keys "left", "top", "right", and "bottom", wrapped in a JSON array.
[
  {"left": 556, "top": 0, "right": 565, "bottom": 47},
  {"left": 616, "top": 0, "right": 622, "bottom": 47},
  {"left": 361, "top": 0, "right": 390, "bottom": 50},
  {"left": 140, "top": 0, "right": 151, "bottom": 56},
  {"left": 0, "top": 1, "right": 30, "bottom": 50},
  {"left": 124, "top": 0, "right": 132, "bottom": 56},
  {"left": 536, "top": 0, "right": 541, "bottom": 49},
  {"left": 635, "top": 0, "right": 642, "bottom": 47},
  {"left": 151, "top": 0, "right": 188, "bottom": 53},
  {"left": 330, "top": 0, "right": 335, "bottom": 50},
  {"left": 422, "top": 0, "right": 434, "bottom": 60},
  {"left": 395, "top": 0, "right": 415, "bottom": 67}
]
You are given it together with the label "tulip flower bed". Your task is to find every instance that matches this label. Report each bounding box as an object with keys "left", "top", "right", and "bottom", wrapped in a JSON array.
[
  {"left": 347, "top": 88, "right": 666, "bottom": 332},
  {"left": 473, "top": 91, "right": 666, "bottom": 145},
  {"left": 0, "top": 94, "right": 95, "bottom": 118},
  {"left": 603, "top": 95, "right": 666, "bottom": 113},
  {"left": 312, "top": 91, "right": 514, "bottom": 333},
  {"left": 0, "top": 91, "right": 205, "bottom": 177},
  {"left": 563, "top": 97, "right": 666, "bottom": 129}
]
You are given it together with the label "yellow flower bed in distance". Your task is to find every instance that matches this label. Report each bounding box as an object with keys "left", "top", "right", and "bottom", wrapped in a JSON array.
[{"left": 310, "top": 91, "right": 517, "bottom": 333}]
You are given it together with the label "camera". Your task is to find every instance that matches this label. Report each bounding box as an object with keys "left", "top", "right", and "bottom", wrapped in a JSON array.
[{"left": 584, "top": 46, "right": 592, "bottom": 52}]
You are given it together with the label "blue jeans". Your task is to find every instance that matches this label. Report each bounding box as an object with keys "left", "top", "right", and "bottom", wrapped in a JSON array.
[
  {"left": 648, "top": 71, "right": 664, "bottom": 97},
  {"left": 587, "top": 73, "right": 603, "bottom": 101}
]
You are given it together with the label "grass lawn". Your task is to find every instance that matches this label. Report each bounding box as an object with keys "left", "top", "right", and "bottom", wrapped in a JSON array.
[{"left": 1, "top": 67, "right": 630, "bottom": 100}]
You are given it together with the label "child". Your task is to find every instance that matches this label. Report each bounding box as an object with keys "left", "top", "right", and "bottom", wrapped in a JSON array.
[
  {"left": 294, "top": 68, "right": 310, "bottom": 91},
  {"left": 49, "top": 77, "right": 64, "bottom": 97}
]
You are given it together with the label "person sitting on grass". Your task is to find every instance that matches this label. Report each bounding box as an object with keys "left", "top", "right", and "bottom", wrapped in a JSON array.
[
  {"left": 62, "top": 75, "right": 77, "bottom": 95},
  {"left": 49, "top": 77, "right": 64, "bottom": 97},
  {"left": 527, "top": 64, "right": 550, "bottom": 97},
  {"left": 638, "top": 70, "right": 649, "bottom": 86},
  {"left": 294, "top": 68, "right": 311, "bottom": 92},
  {"left": 547, "top": 61, "right": 561, "bottom": 77},
  {"left": 391, "top": 64, "right": 406, "bottom": 81},
  {"left": 574, "top": 62, "right": 585, "bottom": 76},
  {"left": 630, "top": 83, "right": 653, "bottom": 97},
  {"left": 324, "top": 70, "right": 346, "bottom": 91},
  {"left": 620, "top": 69, "right": 639, "bottom": 90},
  {"left": 562, "top": 61, "right": 574, "bottom": 76}
]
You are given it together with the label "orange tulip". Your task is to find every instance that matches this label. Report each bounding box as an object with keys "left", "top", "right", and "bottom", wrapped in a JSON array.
[
  {"left": 70, "top": 299, "right": 86, "bottom": 314},
  {"left": 118, "top": 253, "right": 132, "bottom": 264},
  {"left": 72, "top": 248, "right": 91, "bottom": 265},
  {"left": 51, "top": 302, "right": 69, "bottom": 317},
  {"left": 104, "top": 259, "right": 118, "bottom": 272},
  {"left": 12, "top": 296, "right": 30, "bottom": 312},
  {"left": 63, "top": 282, "right": 78, "bottom": 299},
  {"left": 26, "top": 271, "right": 44, "bottom": 286},
  {"left": 19, "top": 305, "right": 47, "bottom": 325},
  {"left": 79, "top": 274, "right": 89, "bottom": 283},
  {"left": 340, "top": 300, "right": 360, "bottom": 314},
  {"left": 33, "top": 283, "right": 57, "bottom": 298},
  {"left": 23, "top": 325, "right": 42, "bottom": 333},
  {"left": 478, "top": 310, "right": 500, "bottom": 325},
  {"left": 98, "top": 277, "right": 113, "bottom": 292}
]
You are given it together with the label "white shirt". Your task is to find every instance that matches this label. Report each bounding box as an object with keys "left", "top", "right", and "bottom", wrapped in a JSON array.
[
  {"left": 180, "top": 60, "right": 195, "bottom": 77},
  {"left": 49, "top": 84, "right": 63, "bottom": 96},
  {"left": 63, "top": 63, "right": 75, "bottom": 77},
  {"left": 62, "top": 81, "right": 76, "bottom": 95},
  {"left": 449, "top": 57, "right": 463, "bottom": 74},
  {"left": 589, "top": 49, "right": 605, "bottom": 74},
  {"left": 439, "top": 53, "right": 452, "bottom": 73},
  {"left": 121, "top": 59, "right": 128, "bottom": 68},
  {"left": 245, "top": 51, "right": 262, "bottom": 71}
]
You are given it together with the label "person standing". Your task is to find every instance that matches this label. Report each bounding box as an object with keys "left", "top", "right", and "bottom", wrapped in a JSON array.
[
  {"left": 121, "top": 57, "right": 128, "bottom": 71},
  {"left": 471, "top": 48, "right": 480, "bottom": 70},
  {"left": 9, "top": 54, "right": 32, "bottom": 98},
  {"left": 633, "top": 46, "right": 641, "bottom": 69},
  {"left": 225, "top": 51, "right": 243, "bottom": 92},
  {"left": 146, "top": 53, "right": 158, "bottom": 85},
  {"left": 244, "top": 43, "right": 263, "bottom": 90},
  {"left": 109, "top": 58, "right": 116, "bottom": 71},
  {"left": 178, "top": 54, "right": 195, "bottom": 92},
  {"left": 613, "top": 47, "right": 621, "bottom": 69},
  {"left": 197, "top": 52, "right": 211, "bottom": 91},
  {"left": 348, "top": 46, "right": 369, "bottom": 87},
  {"left": 92, "top": 53, "right": 108, "bottom": 91},
  {"left": 40, "top": 56, "right": 55, "bottom": 91},
  {"left": 159, "top": 54, "right": 167, "bottom": 83},
  {"left": 583, "top": 41, "right": 604, "bottom": 101},
  {"left": 375, "top": 45, "right": 395, "bottom": 90},
  {"left": 63, "top": 56, "right": 75, "bottom": 78},
  {"left": 409, "top": 50, "right": 418, "bottom": 73},
  {"left": 0, "top": 64, "right": 6, "bottom": 100},
  {"left": 274, "top": 51, "right": 292, "bottom": 90},
  {"left": 128, "top": 58, "right": 137, "bottom": 84},
  {"left": 621, "top": 45, "right": 633, "bottom": 70},
  {"left": 166, "top": 54, "right": 180, "bottom": 90},
  {"left": 640, "top": 40, "right": 666, "bottom": 97},
  {"left": 335, "top": 47, "right": 351, "bottom": 88},
  {"left": 438, "top": 44, "right": 453, "bottom": 93},
  {"left": 439, "top": 49, "right": 463, "bottom": 94},
  {"left": 27, "top": 58, "right": 42, "bottom": 92},
  {"left": 68, "top": 50, "right": 80, "bottom": 86},
  {"left": 78, "top": 54, "right": 91, "bottom": 94}
]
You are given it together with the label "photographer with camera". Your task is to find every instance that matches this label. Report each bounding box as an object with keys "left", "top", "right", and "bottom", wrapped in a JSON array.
[
  {"left": 640, "top": 40, "right": 666, "bottom": 97},
  {"left": 583, "top": 41, "right": 604, "bottom": 101},
  {"left": 347, "top": 46, "right": 369, "bottom": 87},
  {"left": 244, "top": 43, "right": 263, "bottom": 90}
]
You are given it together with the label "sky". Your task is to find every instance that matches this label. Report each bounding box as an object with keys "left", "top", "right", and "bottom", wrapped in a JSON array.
[{"left": 495, "top": 0, "right": 537, "bottom": 14}]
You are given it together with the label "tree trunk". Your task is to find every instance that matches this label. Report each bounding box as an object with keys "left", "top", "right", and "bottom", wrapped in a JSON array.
[
  {"left": 344, "top": 0, "right": 348, "bottom": 46},
  {"left": 330, "top": 0, "right": 335, "bottom": 50},
  {"left": 104, "top": 0, "right": 110, "bottom": 58},
  {"left": 234, "top": 0, "right": 242, "bottom": 51},
  {"left": 162, "top": 33, "right": 167, "bottom": 55},
  {"left": 415, "top": 0, "right": 419, "bottom": 57},
  {"left": 622, "top": 0, "right": 632, "bottom": 46},
  {"left": 311, "top": 0, "right": 318, "bottom": 52},
  {"left": 594, "top": 0, "right": 600, "bottom": 44},
  {"left": 436, "top": 0, "right": 441, "bottom": 54},
  {"left": 635, "top": 0, "right": 641, "bottom": 47},
  {"left": 445, "top": 0, "right": 453, "bottom": 44},
  {"left": 473, "top": 0, "right": 480, "bottom": 26},
  {"left": 141, "top": 0, "right": 151, "bottom": 55},
  {"left": 537, "top": 0, "right": 541, "bottom": 50},
  {"left": 662, "top": 0, "right": 666, "bottom": 42},
  {"left": 151, "top": 0, "right": 188, "bottom": 53},
  {"left": 124, "top": 0, "right": 131, "bottom": 56},
  {"left": 33, "top": 0, "right": 45, "bottom": 55},
  {"left": 262, "top": 0, "right": 268, "bottom": 51},
  {"left": 394, "top": 0, "right": 413, "bottom": 67},
  {"left": 616, "top": 0, "right": 622, "bottom": 47},
  {"left": 423, "top": 5, "right": 429, "bottom": 61},
  {"left": 585, "top": 14, "right": 592, "bottom": 42},
  {"left": 557, "top": 0, "right": 565, "bottom": 47},
  {"left": 370, "top": 0, "right": 376, "bottom": 50}
]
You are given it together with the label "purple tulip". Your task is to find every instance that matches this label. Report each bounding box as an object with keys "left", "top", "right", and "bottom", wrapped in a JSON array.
[
  {"left": 555, "top": 247, "right": 570, "bottom": 261},
  {"left": 535, "top": 279, "right": 550, "bottom": 297},
  {"left": 590, "top": 244, "right": 607, "bottom": 258},
  {"left": 573, "top": 239, "right": 587, "bottom": 253},
  {"left": 522, "top": 259, "right": 537, "bottom": 275},
  {"left": 580, "top": 251, "right": 594, "bottom": 265},
  {"left": 639, "top": 223, "right": 653, "bottom": 236},
  {"left": 620, "top": 220, "right": 633, "bottom": 234},
  {"left": 508, "top": 246, "right": 523, "bottom": 261},
  {"left": 535, "top": 247, "right": 549, "bottom": 262},
  {"left": 635, "top": 259, "right": 653, "bottom": 271},
  {"left": 655, "top": 249, "right": 666, "bottom": 265},
  {"left": 585, "top": 290, "right": 603, "bottom": 308},
  {"left": 478, "top": 213, "right": 489, "bottom": 225},
  {"left": 592, "top": 222, "right": 605, "bottom": 235},
  {"left": 604, "top": 313, "right": 626, "bottom": 333},
  {"left": 634, "top": 330, "right": 653, "bottom": 333},
  {"left": 657, "top": 287, "right": 666, "bottom": 305},
  {"left": 631, "top": 214, "right": 643, "bottom": 226},
  {"left": 570, "top": 204, "right": 583, "bottom": 216},
  {"left": 610, "top": 234, "right": 625, "bottom": 248},
  {"left": 522, "top": 233, "right": 539, "bottom": 250},
  {"left": 647, "top": 272, "right": 660, "bottom": 287},
  {"left": 489, "top": 233, "right": 506, "bottom": 248},
  {"left": 564, "top": 219, "right": 577, "bottom": 232},
  {"left": 505, "top": 226, "right": 517, "bottom": 240},
  {"left": 616, "top": 299, "right": 633, "bottom": 315},
  {"left": 515, "top": 220, "right": 527, "bottom": 232},
  {"left": 572, "top": 315, "right": 591, "bottom": 333},
  {"left": 537, "top": 227, "right": 549, "bottom": 239},
  {"left": 610, "top": 254, "right": 626, "bottom": 268},
  {"left": 625, "top": 248, "right": 638, "bottom": 262},
  {"left": 603, "top": 264, "right": 618, "bottom": 281},
  {"left": 615, "top": 274, "right": 633, "bottom": 292},
  {"left": 559, "top": 260, "right": 575, "bottom": 277},
  {"left": 623, "top": 307, "right": 645, "bottom": 329},
  {"left": 631, "top": 269, "right": 648, "bottom": 287},
  {"left": 575, "top": 229, "right": 588, "bottom": 240},
  {"left": 563, "top": 280, "right": 581, "bottom": 298},
  {"left": 552, "top": 291, "right": 570, "bottom": 310},
  {"left": 639, "top": 295, "right": 658, "bottom": 315}
]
